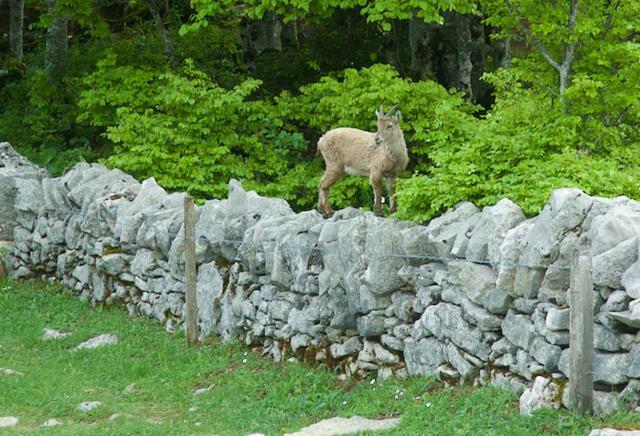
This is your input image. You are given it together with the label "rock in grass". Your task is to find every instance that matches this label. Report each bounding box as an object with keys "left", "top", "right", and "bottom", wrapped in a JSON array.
[
  {"left": 76, "top": 401, "right": 102, "bottom": 412},
  {"left": 42, "top": 418, "right": 62, "bottom": 427},
  {"left": 42, "top": 327, "right": 71, "bottom": 341},
  {"left": 0, "top": 368, "right": 24, "bottom": 376},
  {"left": 0, "top": 417, "right": 19, "bottom": 427},
  {"left": 75, "top": 334, "right": 119, "bottom": 350},
  {"left": 589, "top": 430, "right": 640, "bottom": 436},
  {"left": 284, "top": 416, "right": 400, "bottom": 436}
]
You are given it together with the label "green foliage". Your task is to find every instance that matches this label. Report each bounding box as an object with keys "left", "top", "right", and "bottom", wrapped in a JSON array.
[
  {"left": 78, "top": 55, "right": 316, "bottom": 204},
  {"left": 397, "top": 77, "right": 640, "bottom": 222}
]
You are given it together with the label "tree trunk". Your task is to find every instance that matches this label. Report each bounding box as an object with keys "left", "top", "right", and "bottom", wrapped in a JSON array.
[
  {"left": 453, "top": 13, "right": 474, "bottom": 100},
  {"left": 147, "top": 0, "right": 176, "bottom": 65},
  {"left": 9, "top": 0, "right": 24, "bottom": 62},
  {"left": 408, "top": 16, "right": 434, "bottom": 79},
  {"left": 45, "top": 0, "right": 68, "bottom": 82},
  {"left": 252, "top": 11, "right": 283, "bottom": 53}
]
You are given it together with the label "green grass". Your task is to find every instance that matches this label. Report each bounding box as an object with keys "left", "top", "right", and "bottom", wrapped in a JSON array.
[{"left": 0, "top": 278, "right": 639, "bottom": 435}]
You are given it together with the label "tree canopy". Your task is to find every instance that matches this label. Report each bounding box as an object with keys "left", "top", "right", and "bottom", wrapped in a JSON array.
[{"left": 1, "top": 0, "right": 639, "bottom": 220}]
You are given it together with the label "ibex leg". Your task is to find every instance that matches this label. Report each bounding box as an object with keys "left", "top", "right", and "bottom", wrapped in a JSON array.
[
  {"left": 370, "top": 174, "right": 384, "bottom": 216},
  {"left": 386, "top": 177, "right": 397, "bottom": 214},
  {"left": 318, "top": 169, "right": 343, "bottom": 218}
]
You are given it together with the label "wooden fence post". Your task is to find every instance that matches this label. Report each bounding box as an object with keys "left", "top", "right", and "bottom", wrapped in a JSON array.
[
  {"left": 569, "top": 246, "right": 594, "bottom": 415},
  {"left": 184, "top": 195, "right": 198, "bottom": 345}
]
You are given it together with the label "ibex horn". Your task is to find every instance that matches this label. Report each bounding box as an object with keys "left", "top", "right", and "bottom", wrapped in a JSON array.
[{"left": 385, "top": 104, "right": 399, "bottom": 117}]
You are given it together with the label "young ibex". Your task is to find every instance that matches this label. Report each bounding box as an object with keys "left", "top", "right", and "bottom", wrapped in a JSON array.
[{"left": 317, "top": 103, "right": 408, "bottom": 217}]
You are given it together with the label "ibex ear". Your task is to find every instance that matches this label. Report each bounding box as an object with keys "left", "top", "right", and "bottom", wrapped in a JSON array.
[
  {"left": 394, "top": 111, "right": 402, "bottom": 123},
  {"left": 375, "top": 103, "right": 384, "bottom": 119}
]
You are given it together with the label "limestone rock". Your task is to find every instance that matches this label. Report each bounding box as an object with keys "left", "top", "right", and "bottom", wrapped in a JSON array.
[
  {"left": 75, "top": 333, "right": 119, "bottom": 350},
  {"left": 519, "top": 376, "right": 560, "bottom": 416},
  {"left": 284, "top": 415, "right": 400, "bottom": 436}
]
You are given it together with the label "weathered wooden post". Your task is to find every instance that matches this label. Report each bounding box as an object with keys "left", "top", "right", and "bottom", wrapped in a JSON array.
[
  {"left": 569, "top": 246, "right": 594, "bottom": 415},
  {"left": 184, "top": 195, "right": 198, "bottom": 345}
]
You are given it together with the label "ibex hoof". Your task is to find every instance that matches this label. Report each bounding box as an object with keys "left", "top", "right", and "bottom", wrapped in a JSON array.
[{"left": 319, "top": 209, "right": 335, "bottom": 219}]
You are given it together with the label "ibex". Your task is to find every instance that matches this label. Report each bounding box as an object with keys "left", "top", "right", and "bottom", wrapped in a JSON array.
[{"left": 317, "top": 104, "right": 408, "bottom": 217}]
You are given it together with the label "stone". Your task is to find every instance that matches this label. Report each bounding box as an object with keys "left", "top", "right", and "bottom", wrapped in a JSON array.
[
  {"left": 466, "top": 198, "right": 526, "bottom": 262},
  {"left": 589, "top": 430, "right": 640, "bottom": 436},
  {"left": 592, "top": 238, "right": 638, "bottom": 289},
  {"left": 76, "top": 401, "right": 102, "bottom": 412},
  {"left": 519, "top": 376, "right": 560, "bottom": 416},
  {"left": 284, "top": 416, "right": 400, "bottom": 436},
  {"left": 622, "top": 260, "right": 640, "bottom": 299},
  {"left": 545, "top": 308, "right": 570, "bottom": 331},
  {"left": 381, "top": 334, "right": 404, "bottom": 351},
  {"left": 404, "top": 338, "right": 446, "bottom": 376},
  {"left": 482, "top": 288, "right": 512, "bottom": 315},
  {"left": 372, "top": 343, "right": 399, "bottom": 365},
  {"left": 0, "top": 368, "right": 24, "bottom": 376},
  {"left": 0, "top": 417, "right": 18, "bottom": 428},
  {"left": 421, "top": 303, "right": 490, "bottom": 360},
  {"left": 558, "top": 345, "right": 640, "bottom": 385},
  {"left": 529, "top": 337, "right": 562, "bottom": 371},
  {"left": 75, "top": 333, "right": 119, "bottom": 350},
  {"left": 502, "top": 310, "right": 536, "bottom": 350},
  {"left": 196, "top": 261, "right": 225, "bottom": 338},
  {"left": 391, "top": 292, "right": 416, "bottom": 322},
  {"left": 42, "top": 418, "right": 63, "bottom": 427},
  {"left": 330, "top": 337, "right": 363, "bottom": 359},
  {"left": 96, "top": 253, "right": 132, "bottom": 276},
  {"left": 594, "top": 323, "right": 622, "bottom": 352},
  {"left": 447, "top": 260, "right": 497, "bottom": 305},
  {"left": 591, "top": 205, "right": 640, "bottom": 256},
  {"left": 593, "top": 391, "right": 620, "bottom": 416},
  {"left": 356, "top": 311, "right": 385, "bottom": 337}
]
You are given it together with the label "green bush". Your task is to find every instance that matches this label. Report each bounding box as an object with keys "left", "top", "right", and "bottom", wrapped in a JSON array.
[{"left": 78, "top": 55, "right": 317, "bottom": 203}]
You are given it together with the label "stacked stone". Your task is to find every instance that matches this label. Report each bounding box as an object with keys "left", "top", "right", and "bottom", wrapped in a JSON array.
[{"left": 3, "top": 143, "right": 639, "bottom": 413}]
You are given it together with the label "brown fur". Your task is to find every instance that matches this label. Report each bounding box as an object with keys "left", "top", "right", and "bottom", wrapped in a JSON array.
[{"left": 317, "top": 105, "right": 408, "bottom": 217}]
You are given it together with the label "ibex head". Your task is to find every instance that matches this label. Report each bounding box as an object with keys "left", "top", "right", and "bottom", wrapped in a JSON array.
[{"left": 375, "top": 103, "right": 403, "bottom": 144}]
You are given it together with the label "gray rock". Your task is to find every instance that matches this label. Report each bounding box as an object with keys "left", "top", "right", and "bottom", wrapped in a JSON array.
[
  {"left": 284, "top": 415, "right": 400, "bottom": 436},
  {"left": 76, "top": 401, "right": 102, "bottom": 412},
  {"left": 545, "top": 308, "right": 570, "bottom": 331},
  {"left": 404, "top": 337, "right": 446, "bottom": 376},
  {"left": 391, "top": 292, "right": 415, "bottom": 322},
  {"left": 130, "top": 249, "right": 162, "bottom": 277},
  {"left": 466, "top": 198, "right": 525, "bottom": 262},
  {"left": 380, "top": 334, "right": 404, "bottom": 351},
  {"left": 591, "top": 204, "right": 640, "bottom": 256},
  {"left": 196, "top": 261, "right": 224, "bottom": 338},
  {"left": 42, "top": 418, "right": 63, "bottom": 427},
  {"left": 0, "top": 416, "right": 19, "bottom": 428},
  {"left": 96, "top": 253, "right": 132, "bottom": 276},
  {"left": 593, "top": 391, "right": 620, "bottom": 416},
  {"left": 482, "top": 288, "right": 512, "bottom": 315},
  {"left": 372, "top": 343, "right": 399, "bottom": 365},
  {"left": 447, "top": 260, "right": 497, "bottom": 305},
  {"left": 502, "top": 310, "right": 536, "bottom": 350},
  {"left": 592, "top": 238, "right": 638, "bottom": 289},
  {"left": 529, "top": 337, "right": 562, "bottom": 371},
  {"left": 445, "top": 343, "right": 478, "bottom": 379},
  {"left": 621, "top": 260, "right": 640, "bottom": 299},
  {"left": 589, "top": 430, "right": 640, "bottom": 436},
  {"left": 402, "top": 202, "right": 479, "bottom": 261},
  {"left": 495, "top": 220, "right": 535, "bottom": 296},
  {"left": 75, "top": 333, "right": 119, "bottom": 350},
  {"left": 356, "top": 311, "right": 385, "bottom": 337},
  {"left": 594, "top": 323, "right": 622, "bottom": 352},
  {"left": 329, "top": 337, "right": 363, "bottom": 358},
  {"left": 519, "top": 376, "right": 560, "bottom": 416},
  {"left": 559, "top": 345, "right": 640, "bottom": 385},
  {"left": 42, "top": 328, "right": 71, "bottom": 341},
  {"left": 422, "top": 303, "right": 490, "bottom": 360}
]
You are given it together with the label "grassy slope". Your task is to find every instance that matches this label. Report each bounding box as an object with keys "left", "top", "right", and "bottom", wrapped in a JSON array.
[{"left": 0, "top": 278, "right": 639, "bottom": 435}]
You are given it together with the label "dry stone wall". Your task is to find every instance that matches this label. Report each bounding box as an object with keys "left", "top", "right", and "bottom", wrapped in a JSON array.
[{"left": 1, "top": 142, "right": 639, "bottom": 414}]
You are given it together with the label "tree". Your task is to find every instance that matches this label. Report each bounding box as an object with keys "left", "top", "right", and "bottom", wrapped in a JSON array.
[
  {"left": 45, "top": 0, "right": 68, "bottom": 81},
  {"left": 9, "top": 0, "right": 25, "bottom": 63},
  {"left": 147, "top": 0, "right": 177, "bottom": 65}
]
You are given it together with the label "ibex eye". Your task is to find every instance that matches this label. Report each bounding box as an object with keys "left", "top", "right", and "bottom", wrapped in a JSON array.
[{"left": 387, "top": 124, "right": 393, "bottom": 129}]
